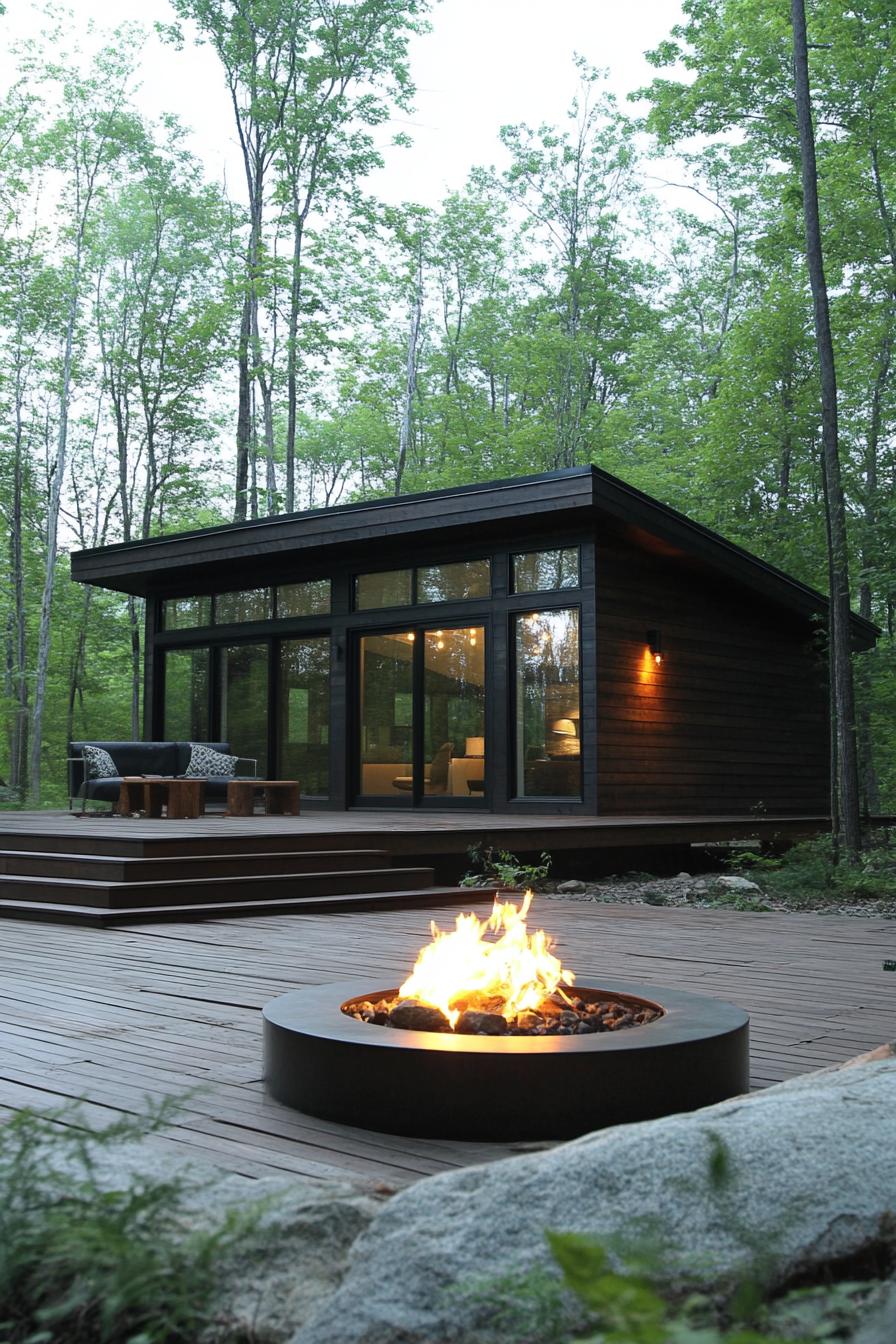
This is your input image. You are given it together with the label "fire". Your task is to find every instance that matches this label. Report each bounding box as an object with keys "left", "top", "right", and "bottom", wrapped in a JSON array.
[{"left": 398, "top": 891, "right": 574, "bottom": 1028}]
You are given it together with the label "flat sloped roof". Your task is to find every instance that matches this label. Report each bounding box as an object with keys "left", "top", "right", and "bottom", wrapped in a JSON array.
[{"left": 70, "top": 465, "right": 879, "bottom": 648}]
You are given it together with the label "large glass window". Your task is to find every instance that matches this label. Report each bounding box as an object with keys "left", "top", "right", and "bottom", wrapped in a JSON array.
[
  {"left": 358, "top": 632, "right": 415, "bottom": 796},
  {"left": 215, "top": 588, "right": 272, "bottom": 624},
  {"left": 417, "top": 560, "right": 490, "bottom": 603},
  {"left": 514, "top": 609, "right": 581, "bottom": 798},
  {"left": 513, "top": 549, "right": 580, "bottom": 594},
  {"left": 424, "top": 627, "right": 485, "bottom": 798},
  {"left": 277, "top": 579, "right": 330, "bottom": 619},
  {"left": 355, "top": 570, "right": 413, "bottom": 611},
  {"left": 162, "top": 596, "right": 211, "bottom": 630},
  {"left": 163, "top": 647, "right": 210, "bottom": 740},
  {"left": 355, "top": 561, "right": 492, "bottom": 610},
  {"left": 219, "top": 643, "right": 269, "bottom": 774},
  {"left": 279, "top": 638, "right": 330, "bottom": 795}
]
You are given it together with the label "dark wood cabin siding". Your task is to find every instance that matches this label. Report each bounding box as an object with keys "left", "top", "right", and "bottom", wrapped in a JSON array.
[{"left": 595, "top": 534, "right": 829, "bottom": 816}]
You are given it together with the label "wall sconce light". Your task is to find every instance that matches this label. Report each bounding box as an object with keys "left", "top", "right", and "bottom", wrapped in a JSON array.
[{"left": 647, "top": 629, "right": 663, "bottom": 665}]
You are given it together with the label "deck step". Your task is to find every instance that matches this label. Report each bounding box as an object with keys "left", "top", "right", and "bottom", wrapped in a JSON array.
[
  {"left": 0, "top": 826, "right": 396, "bottom": 860},
  {"left": 0, "top": 866, "right": 436, "bottom": 910},
  {"left": 0, "top": 847, "right": 391, "bottom": 882},
  {"left": 0, "top": 886, "right": 499, "bottom": 926}
]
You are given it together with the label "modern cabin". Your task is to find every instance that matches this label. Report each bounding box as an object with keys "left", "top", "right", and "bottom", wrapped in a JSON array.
[{"left": 70, "top": 466, "right": 878, "bottom": 818}]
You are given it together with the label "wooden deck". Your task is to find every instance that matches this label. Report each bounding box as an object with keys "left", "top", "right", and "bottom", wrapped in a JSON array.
[
  {"left": 1, "top": 809, "right": 840, "bottom": 922},
  {"left": 0, "top": 900, "right": 892, "bottom": 1189},
  {"left": 0, "top": 806, "right": 833, "bottom": 857}
]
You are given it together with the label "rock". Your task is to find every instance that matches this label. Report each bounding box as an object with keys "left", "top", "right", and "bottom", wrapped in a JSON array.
[
  {"left": 675, "top": 872, "right": 692, "bottom": 880},
  {"left": 454, "top": 1010, "right": 508, "bottom": 1035},
  {"left": 557, "top": 879, "right": 587, "bottom": 894},
  {"left": 716, "top": 875, "right": 761, "bottom": 893},
  {"left": 294, "top": 1052, "right": 896, "bottom": 1344},
  {"left": 387, "top": 1002, "right": 450, "bottom": 1033}
]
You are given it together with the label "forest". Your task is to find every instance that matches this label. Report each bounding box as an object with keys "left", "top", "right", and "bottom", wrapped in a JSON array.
[{"left": 1, "top": 0, "right": 894, "bottom": 813}]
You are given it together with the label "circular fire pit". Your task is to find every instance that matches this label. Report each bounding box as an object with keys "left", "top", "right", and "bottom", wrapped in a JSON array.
[{"left": 263, "top": 979, "right": 749, "bottom": 1141}]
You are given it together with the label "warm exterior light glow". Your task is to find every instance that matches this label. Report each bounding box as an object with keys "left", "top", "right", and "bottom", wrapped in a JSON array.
[
  {"left": 646, "top": 629, "right": 663, "bottom": 665},
  {"left": 397, "top": 892, "right": 574, "bottom": 1028}
]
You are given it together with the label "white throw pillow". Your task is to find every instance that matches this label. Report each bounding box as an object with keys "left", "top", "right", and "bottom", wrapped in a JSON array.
[
  {"left": 81, "top": 744, "right": 119, "bottom": 780},
  {"left": 184, "top": 743, "right": 238, "bottom": 778}
]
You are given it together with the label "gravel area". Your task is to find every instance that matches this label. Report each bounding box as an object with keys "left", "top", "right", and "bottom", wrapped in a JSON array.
[{"left": 537, "top": 872, "right": 896, "bottom": 919}]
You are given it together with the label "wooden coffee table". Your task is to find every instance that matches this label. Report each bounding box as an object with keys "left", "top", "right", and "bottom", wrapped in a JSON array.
[
  {"left": 226, "top": 779, "right": 300, "bottom": 817},
  {"left": 117, "top": 776, "right": 207, "bottom": 819}
]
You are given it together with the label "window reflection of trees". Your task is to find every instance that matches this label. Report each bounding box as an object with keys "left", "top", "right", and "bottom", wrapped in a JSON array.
[
  {"left": 280, "top": 637, "right": 330, "bottom": 795},
  {"left": 516, "top": 609, "right": 581, "bottom": 798}
]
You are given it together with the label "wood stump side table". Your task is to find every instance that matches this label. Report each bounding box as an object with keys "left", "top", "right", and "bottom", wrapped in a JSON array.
[
  {"left": 117, "top": 777, "right": 207, "bottom": 819},
  {"left": 226, "top": 779, "right": 300, "bottom": 817}
]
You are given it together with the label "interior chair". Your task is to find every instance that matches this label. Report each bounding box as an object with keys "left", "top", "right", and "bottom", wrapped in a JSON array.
[{"left": 392, "top": 741, "right": 452, "bottom": 795}]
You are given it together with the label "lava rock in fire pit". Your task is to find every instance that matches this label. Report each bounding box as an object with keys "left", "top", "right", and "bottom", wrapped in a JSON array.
[
  {"left": 387, "top": 1002, "right": 450, "bottom": 1033},
  {"left": 345, "top": 992, "right": 662, "bottom": 1036},
  {"left": 454, "top": 1010, "right": 508, "bottom": 1036}
]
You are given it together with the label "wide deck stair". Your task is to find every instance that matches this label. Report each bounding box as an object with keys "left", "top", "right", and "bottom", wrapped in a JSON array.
[{"left": 0, "top": 827, "right": 494, "bottom": 926}]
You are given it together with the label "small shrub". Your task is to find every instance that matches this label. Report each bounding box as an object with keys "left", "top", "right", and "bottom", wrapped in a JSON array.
[
  {"left": 0, "top": 1102, "right": 255, "bottom": 1344},
  {"left": 460, "top": 844, "right": 552, "bottom": 890},
  {"left": 708, "top": 889, "right": 773, "bottom": 913},
  {"left": 729, "top": 828, "right": 896, "bottom": 907}
]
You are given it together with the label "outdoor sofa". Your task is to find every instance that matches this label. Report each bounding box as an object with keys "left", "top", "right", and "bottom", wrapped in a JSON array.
[{"left": 67, "top": 740, "right": 257, "bottom": 812}]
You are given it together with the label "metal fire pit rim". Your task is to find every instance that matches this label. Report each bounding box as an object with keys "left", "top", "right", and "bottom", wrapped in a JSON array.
[{"left": 262, "top": 978, "right": 747, "bottom": 1057}]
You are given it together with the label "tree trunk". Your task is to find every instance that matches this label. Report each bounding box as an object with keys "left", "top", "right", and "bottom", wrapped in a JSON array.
[
  {"left": 29, "top": 250, "right": 82, "bottom": 803},
  {"left": 66, "top": 587, "right": 93, "bottom": 750},
  {"left": 791, "top": 0, "right": 861, "bottom": 857},
  {"left": 257, "top": 363, "right": 277, "bottom": 515},
  {"left": 285, "top": 217, "right": 304, "bottom": 514},
  {"left": 234, "top": 292, "right": 252, "bottom": 522},
  {"left": 10, "top": 366, "right": 29, "bottom": 797},
  {"left": 395, "top": 239, "right": 424, "bottom": 497},
  {"left": 855, "top": 328, "right": 890, "bottom": 816},
  {"left": 778, "top": 368, "right": 794, "bottom": 512}
]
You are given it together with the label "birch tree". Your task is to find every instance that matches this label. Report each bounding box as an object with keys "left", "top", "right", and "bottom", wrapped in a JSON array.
[
  {"left": 93, "top": 133, "right": 232, "bottom": 732},
  {"left": 26, "top": 28, "right": 143, "bottom": 802}
]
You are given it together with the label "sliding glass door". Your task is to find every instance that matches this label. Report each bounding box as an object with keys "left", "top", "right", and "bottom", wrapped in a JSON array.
[
  {"left": 278, "top": 637, "right": 331, "bottom": 797},
  {"left": 358, "top": 632, "right": 416, "bottom": 800},
  {"left": 422, "top": 626, "right": 485, "bottom": 802},
  {"left": 220, "top": 643, "right": 269, "bottom": 776},
  {"left": 356, "top": 625, "right": 486, "bottom": 804}
]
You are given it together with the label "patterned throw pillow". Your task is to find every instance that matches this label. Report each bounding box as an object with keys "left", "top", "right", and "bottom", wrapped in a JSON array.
[
  {"left": 81, "top": 744, "right": 119, "bottom": 780},
  {"left": 184, "top": 743, "right": 238, "bottom": 778}
]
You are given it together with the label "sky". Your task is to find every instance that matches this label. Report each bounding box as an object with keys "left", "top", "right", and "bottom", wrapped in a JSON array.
[{"left": 4, "top": 0, "right": 687, "bottom": 207}]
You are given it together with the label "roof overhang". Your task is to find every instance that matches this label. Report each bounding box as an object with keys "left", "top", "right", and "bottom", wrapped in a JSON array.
[{"left": 70, "top": 466, "right": 879, "bottom": 651}]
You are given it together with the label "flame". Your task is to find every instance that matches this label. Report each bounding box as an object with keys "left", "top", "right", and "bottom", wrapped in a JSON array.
[{"left": 397, "top": 891, "right": 574, "bottom": 1028}]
